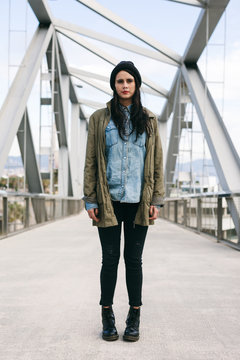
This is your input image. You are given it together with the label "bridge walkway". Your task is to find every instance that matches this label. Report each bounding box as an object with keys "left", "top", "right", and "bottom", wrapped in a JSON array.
[{"left": 1, "top": 212, "right": 240, "bottom": 360}]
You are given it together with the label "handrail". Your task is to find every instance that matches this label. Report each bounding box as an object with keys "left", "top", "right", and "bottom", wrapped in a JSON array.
[
  {"left": 0, "top": 191, "right": 83, "bottom": 201},
  {"left": 159, "top": 191, "right": 240, "bottom": 250},
  {"left": 163, "top": 190, "right": 240, "bottom": 201},
  {"left": 0, "top": 193, "right": 84, "bottom": 239}
]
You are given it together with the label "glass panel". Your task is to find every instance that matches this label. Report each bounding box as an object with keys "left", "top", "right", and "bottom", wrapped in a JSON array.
[
  {"left": 177, "top": 200, "right": 184, "bottom": 225},
  {"left": 7, "top": 196, "right": 25, "bottom": 233},
  {"left": 201, "top": 197, "right": 218, "bottom": 237},
  {"left": 29, "top": 198, "right": 36, "bottom": 227},
  {"left": 55, "top": 199, "right": 62, "bottom": 219},
  {"left": 224, "top": 197, "right": 238, "bottom": 244},
  {"left": 0, "top": 197, "right": 3, "bottom": 236},
  {"left": 168, "top": 202, "right": 175, "bottom": 222},
  {"left": 45, "top": 199, "right": 54, "bottom": 221}
]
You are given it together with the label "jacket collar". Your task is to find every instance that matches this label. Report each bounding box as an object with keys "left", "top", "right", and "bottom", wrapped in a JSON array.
[{"left": 106, "top": 100, "right": 111, "bottom": 114}]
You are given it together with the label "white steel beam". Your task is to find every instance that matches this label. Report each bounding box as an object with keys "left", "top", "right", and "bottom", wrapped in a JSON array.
[
  {"left": 164, "top": 75, "right": 187, "bottom": 196},
  {"left": 79, "top": 106, "right": 87, "bottom": 121},
  {"left": 184, "top": 0, "right": 230, "bottom": 63},
  {"left": 165, "top": 103, "right": 186, "bottom": 197},
  {"left": 166, "top": 0, "right": 205, "bottom": 7},
  {"left": 17, "top": 110, "right": 44, "bottom": 194},
  {"left": 181, "top": 64, "right": 240, "bottom": 237},
  {"left": 78, "top": 98, "right": 105, "bottom": 109},
  {"left": 70, "top": 67, "right": 161, "bottom": 97},
  {"left": 71, "top": 72, "right": 113, "bottom": 96},
  {"left": 55, "top": 39, "right": 73, "bottom": 196},
  {"left": 58, "top": 146, "right": 70, "bottom": 197},
  {"left": 17, "top": 110, "right": 47, "bottom": 222},
  {"left": 56, "top": 27, "right": 168, "bottom": 97},
  {"left": 76, "top": 0, "right": 181, "bottom": 65},
  {"left": 56, "top": 34, "right": 87, "bottom": 194},
  {"left": 181, "top": 64, "right": 240, "bottom": 191},
  {"left": 69, "top": 67, "right": 109, "bottom": 82},
  {"left": 78, "top": 118, "right": 88, "bottom": 196},
  {"left": 28, "top": 0, "right": 53, "bottom": 24},
  {"left": 159, "top": 70, "right": 180, "bottom": 122},
  {"left": 0, "top": 25, "right": 53, "bottom": 178},
  {"left": 56, "top": 35, "right": 79, "bottom": 104},
  {"left": 70, "top": 103, "right": 82, "bottom": 197},
  {"left": 159, "top": 0, "right": 229, "bottom": 121},
  {"left": 54, "top": 19, "right": 177, "bottom": 66}
]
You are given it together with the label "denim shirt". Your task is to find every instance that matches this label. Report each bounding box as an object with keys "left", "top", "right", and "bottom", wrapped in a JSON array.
[{"left": 85, "top": 105, "right": 146, "bottom": 210}]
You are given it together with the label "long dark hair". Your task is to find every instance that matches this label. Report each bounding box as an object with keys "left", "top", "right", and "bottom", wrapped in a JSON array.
[{"left": 111, "top": 78, "right": 152, "bottom": 140}]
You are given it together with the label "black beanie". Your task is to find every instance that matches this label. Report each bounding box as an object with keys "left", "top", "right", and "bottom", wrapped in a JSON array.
[{"left": 110, "top": 61, "right": 142, "bottom": 90}]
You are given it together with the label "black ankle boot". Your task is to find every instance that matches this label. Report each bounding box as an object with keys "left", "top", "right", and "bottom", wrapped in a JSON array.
[
  {"left": 123, "top": 307, "right": 140, "bottom": 342},
  {"left": 101, "top": 306, "right": 119, "bottom": 341}
]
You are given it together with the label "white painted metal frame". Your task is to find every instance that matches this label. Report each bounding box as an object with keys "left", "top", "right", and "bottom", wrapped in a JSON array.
[
  {"left": 181, "top": 64, "right": 240, "bottom": 236},
  {"left": 78, "top": 98, "right": 106, "bottom": 110},
  {"left": 0, "top": 0, "right": 238, "bottom": 240},
  {"left": 76, "top": 0, "right": 181, "bottom": 64},
  {"left": 56, "top": 27, "right": 168, "bottom": 97},
  {"left": 0, "top": 24, "right": 53, "bottom": 177},
  {"left": 160, "top": 0, "right": 240, "bottom": 239},
  {"left": 70, "top": 71, "right": 113, "bottom": 96},
  {"left": 70, "top": 67, "right": 161, "bottom": 97},
  {"left": 54, "top": 18, "right": 177, "bottom": 66},
  {"left": 17, "top": 110, "right": 44, "bottom": 194},
  {"left": 166, "top": 0, "right": 205, "bottom": 7}
]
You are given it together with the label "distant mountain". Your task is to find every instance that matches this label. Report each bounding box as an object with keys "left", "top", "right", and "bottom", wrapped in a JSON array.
[
  {"left": 4, "top": 155, "right": 217, "bottom": 178},
  {"left": 178, "top": 159, "right": 217, "bottom": 177},
  {"left": 4, "top": 155, "right": 49, "bottom": 169}
]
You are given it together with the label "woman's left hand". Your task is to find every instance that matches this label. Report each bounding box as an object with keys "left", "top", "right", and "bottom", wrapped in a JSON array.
[{"left": 149, "top": 205, "right": 159, "bottom": 220}]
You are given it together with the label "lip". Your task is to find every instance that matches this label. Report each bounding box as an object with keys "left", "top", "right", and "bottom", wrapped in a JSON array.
[{"left": 122, "top": 91, "right": 129, "bottom": 94}]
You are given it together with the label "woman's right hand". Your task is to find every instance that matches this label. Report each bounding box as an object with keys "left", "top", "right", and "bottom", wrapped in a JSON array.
[{"left": 87, "top": 208, "right": 100, "bottom": 222}]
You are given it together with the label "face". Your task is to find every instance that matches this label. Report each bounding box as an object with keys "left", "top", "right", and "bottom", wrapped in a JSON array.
[{"left": 115, "top": 70, "right": 136, "bottom": 105}]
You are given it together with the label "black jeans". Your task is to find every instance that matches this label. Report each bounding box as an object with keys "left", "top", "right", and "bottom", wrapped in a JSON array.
[{"left": 98, "top": 202, "right": 148, "bottom": 307}]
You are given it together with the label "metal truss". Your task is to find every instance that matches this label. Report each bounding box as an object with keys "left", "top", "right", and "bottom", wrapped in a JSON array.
[
  {"left": 166, "top": 0, "right": 205, "bottom": 7},
  {"left": 161, "top": 0, "right": 240, "bottom": 239},
  {"left": 0, "top": 24, "right": 53, "bottom": 179},
  {"left": 0, "top": 0, "right": 239, "bottom": 239},
  {"left": 56, "top": 27, "right": 168, "bottom": 97},
  {"left": 69, "top": 67, "right": 161, "bottom": 97},
  {"left": 76, "top": 0, "right": 181, "bottom": 65},
  {"left": 55, "top": 19, "right": 177, "bottom": 66}
]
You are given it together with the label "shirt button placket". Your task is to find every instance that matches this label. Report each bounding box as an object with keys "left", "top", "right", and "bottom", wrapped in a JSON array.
[
  {"left": 121, "top": 137, "right": 128, "bottom": 199},
  {"left": 120, "top": 107, "right": 130, "bottom": 202}
]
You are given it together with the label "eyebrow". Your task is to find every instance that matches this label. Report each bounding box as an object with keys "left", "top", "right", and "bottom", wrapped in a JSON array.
[{"left": 116, "top": 77, "right": 134, "bottom": 81}]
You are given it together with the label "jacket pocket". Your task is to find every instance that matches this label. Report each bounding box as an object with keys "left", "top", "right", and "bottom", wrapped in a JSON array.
[{"left": 105, "top": 122, "right": 118, "bottom": 147}]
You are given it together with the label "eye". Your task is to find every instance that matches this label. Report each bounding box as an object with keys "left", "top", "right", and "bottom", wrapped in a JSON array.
[
  {"left": 127, "top": 79, "right": 134, "bottom": 83},
  {"left": 116, "top": 79, "right": 124, "bottom": 84}
]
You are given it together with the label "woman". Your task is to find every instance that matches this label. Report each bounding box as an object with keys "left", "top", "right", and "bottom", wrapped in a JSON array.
[{"left": 83, "top": 61, "right": 164, "bottom": 342}]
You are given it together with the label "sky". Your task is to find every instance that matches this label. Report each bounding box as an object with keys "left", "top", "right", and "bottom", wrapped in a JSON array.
[{"left": 0, "top": 0, "right": 239, "bottom": 171}]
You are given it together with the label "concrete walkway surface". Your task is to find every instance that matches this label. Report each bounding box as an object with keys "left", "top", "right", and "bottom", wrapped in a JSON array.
[{"left": 0, "top": 212, "right": 240, "bottom": 360}]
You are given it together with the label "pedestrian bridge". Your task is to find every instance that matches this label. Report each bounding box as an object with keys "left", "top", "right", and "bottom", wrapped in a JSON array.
[
  {"left": 1, "top": 0, "right": 240, "bottom": 357},
  {"left": 1, "top": 212, "right": 240, "bottom": 360}
]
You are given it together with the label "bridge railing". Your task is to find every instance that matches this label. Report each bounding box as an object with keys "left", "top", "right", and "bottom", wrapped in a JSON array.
[
  {"left": 1, "top": 190, "right": 240, "bottom": 249},
  {"left": 0, "top": 192, "right": 84, "bottom": 239},
  {"left": 158, "top": 191, "right": 240, "bottom": 250}
]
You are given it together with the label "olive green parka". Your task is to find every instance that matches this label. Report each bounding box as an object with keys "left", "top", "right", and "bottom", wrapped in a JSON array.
[{"left": 83, "top": 101, "right": 164, "bottom": 227}]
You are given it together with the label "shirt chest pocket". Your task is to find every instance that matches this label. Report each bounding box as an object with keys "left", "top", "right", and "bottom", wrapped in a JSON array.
[
  {"left": 133, "top": 132, "right": 146, "bottom": 147},
  {"left": 105, "top": 122, "right": 118, "bottom": 147}
]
